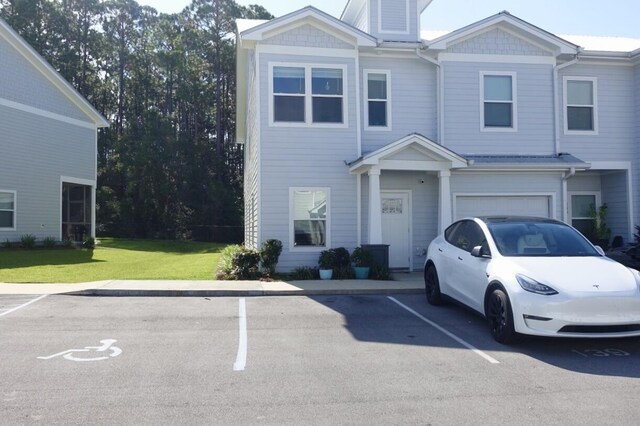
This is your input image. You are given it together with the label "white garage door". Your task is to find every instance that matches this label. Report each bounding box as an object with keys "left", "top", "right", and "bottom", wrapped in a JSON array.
[{"left": 455, "top": 195, "right": 551, "bottom": 219}]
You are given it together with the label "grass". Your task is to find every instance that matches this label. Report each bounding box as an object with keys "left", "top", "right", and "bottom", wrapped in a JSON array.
[{"left": 0, "top": 238, "right": 226, "bottom": 283}]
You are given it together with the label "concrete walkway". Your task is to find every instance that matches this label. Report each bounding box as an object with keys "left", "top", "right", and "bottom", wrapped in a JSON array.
[{"left": 0, "top": 272, "right": 424, "bottom": 297}]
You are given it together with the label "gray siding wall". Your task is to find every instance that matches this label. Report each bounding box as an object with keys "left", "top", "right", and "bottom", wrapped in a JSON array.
[
  {"left": 369, "top": 0, "right": 419, "bottom": 42},
  {"left": 360, "top": 56, "right": 437, "bottom": 153},
  {"left": 244, "top": 50, "right": 260, "bottom": 249},
  {"left": 558, "top": 64, "right": 635, "bottom": 162},
  {"left": 601, "top": 171, "right": 629, "bottom": 242},
  {"left": 448, "top": 28, "right": 551, "bottom": 56},
  {"left": 443, "top": 61, "right": 555, "bottom": 155},
  {"left": 361, "top": 171, "right": 439, "bottom": 270},
  {"left": 0, "top": 36, "right": 90, "bottom": 122},
  {"left": 353, "top": 3, "right": 368, "bottom": 33},
  {"left": 259, "top": 53, "right": 359, "bottom": 271},
  {"left": 451, "top": 172, "right": 564, "bottom": 219},
  {"left": 0, "top": 105, "right": 95, "bottom": 241},
  {"left": 262, "top": 24, "right": 353, "bottom": 50},
  {"left": 567, "top": 173, "right": 601, "bottom": 192}
]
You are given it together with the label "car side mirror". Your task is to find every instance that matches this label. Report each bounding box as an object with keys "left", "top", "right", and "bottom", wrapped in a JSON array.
[
  {"left": 594, "top": 245, "right": 605, "bottom": 256},
  {"left": 471, "top": 245, "right": 491, "bottom": 258}
]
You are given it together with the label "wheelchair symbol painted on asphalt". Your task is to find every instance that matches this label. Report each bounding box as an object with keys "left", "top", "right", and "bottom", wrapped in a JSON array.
[{"left": 38, "top": 339, "right": 122, "bottom": 362}]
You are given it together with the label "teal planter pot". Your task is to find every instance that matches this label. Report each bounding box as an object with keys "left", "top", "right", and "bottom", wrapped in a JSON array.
[
  {"left": 353, "top": 266, "right": 370, "bottom": 279},
  {"left": 319, "top": 269, "right": 333, "bottom": 280}
]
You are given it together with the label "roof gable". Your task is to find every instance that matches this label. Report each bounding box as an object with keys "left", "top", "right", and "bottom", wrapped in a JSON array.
[
  {"left": 0, "top": 18, "right": 108, "bottom": 127},
  {"left": 427, "top": 12, "right": 578, "bottom": 56},
  {"left": 240, "top": 6, "right": 377, "bottom": 47}
]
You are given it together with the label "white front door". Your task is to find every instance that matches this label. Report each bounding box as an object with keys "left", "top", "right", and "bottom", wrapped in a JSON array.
[{"left": 381, "top": 191, "right": 411, "bottom": 269}]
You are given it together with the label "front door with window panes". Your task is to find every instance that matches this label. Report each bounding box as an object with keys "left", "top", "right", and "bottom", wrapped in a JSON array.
[{"left": 569, "top": 193, "right": 599, "bottom": 238}]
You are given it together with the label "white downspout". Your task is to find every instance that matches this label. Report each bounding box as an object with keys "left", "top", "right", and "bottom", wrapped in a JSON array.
[
  {"left": 553, "top": 53, "right": 580, "bottom": 155},
  {"left": 562, "top": 167, "right": 576, "bottom": 223},
  {"left": 416, "top": 48, "right": 442, "bottom": 145}
]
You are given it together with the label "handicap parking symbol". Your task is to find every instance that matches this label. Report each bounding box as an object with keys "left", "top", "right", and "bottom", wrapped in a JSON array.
[{"left": 38, "top": 339, "right": 122, "bottom": 362}]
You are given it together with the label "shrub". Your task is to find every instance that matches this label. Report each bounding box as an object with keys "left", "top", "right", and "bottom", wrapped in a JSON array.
[
  {"left": 215, "top": 245, "right": 261, "bottom": 280},
  {"left": 318, "top": 249, "right": 335, "bottom": 270},
  {"left": 352, "top": 246, "right": 374, "bottom": 267},
  {"left": 62, "top": 238, "right": 74, "bottom": 248},
  {"left": 43, "top": 237, "right": 57, "bottom": 249},
  {"left": 370, "top": 264, "right": 393, "bottom": 281},
  {"left": 83, "top": 237, "right": 96, "bottom": 249},
  {"left": 333, "top": 247, "right": 351, "bottom": 268},
  {"left": 20, "top": 234, "right": 36, "bottom": 249},
  {"left": 2, "top": 239, "right": 11, "bottom": 249},
  {"left": 260, "top": 239, "right": 282, "bottom": 276},
  {"left": 290, "top": 266, "right": 318, "bottom": 280}
]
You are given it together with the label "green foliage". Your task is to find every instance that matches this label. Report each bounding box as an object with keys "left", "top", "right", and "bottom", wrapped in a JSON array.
[
  {"left": 20, "top": 234, "right": 36, "bottom": 249},
  {"left": 260, "top": 239, "right": 282, "bottom": 276},
  {"left": 590, "top": 203, "right": 611, "bottom": 240},
  {"left": 43, "top": 237, "right": 57, "bottom": 249},
  {"left": 2, "top": 239, "right": 11, "bottom": 249},
  {"left": 289, "top": 266, "right": 318, "bottom": 281},
  {"left": 62, "top": 238, "right": 74, "bottom": 248},
  {"left": 318, "top": 249, "right": 335, "bottom": 270},
  {"left": 215, "top": 245, "right": 260, "bottom": 280},
  {"left": 351, "top": 247, "right": 374, "bottom": 267},
  {"left": 333, "top": 247, "right": 351, "bottom": 268},
  {"left": 83, "top": 237, "right": 96, "bottom": 249},
  {"left": 370, "top": 264, "right": 393, "bottom": 281}
]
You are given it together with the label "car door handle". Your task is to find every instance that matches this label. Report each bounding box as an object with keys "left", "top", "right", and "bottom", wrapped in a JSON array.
[
  {"left": 458, "top": 256, "right": 463, "bottom": 261},
  {"left": 438, "top": 248, "right": 443, "bottom": 252}
]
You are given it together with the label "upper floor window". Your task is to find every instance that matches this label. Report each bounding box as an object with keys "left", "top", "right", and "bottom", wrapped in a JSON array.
[
  {"left": 0, "top": 191, "right": 16, "bottom": 230},
  {"left": 364, "top": 70, "right": 391, "bottom": 130},
  {"left": 270, "top": 64, "right": 346, "bottom": 127},
  {"left": 564, "top": 77, "right": 597, "bottom": 134},
  {"left": 480, "top": 72, "right": 517, "bottom": 132}
]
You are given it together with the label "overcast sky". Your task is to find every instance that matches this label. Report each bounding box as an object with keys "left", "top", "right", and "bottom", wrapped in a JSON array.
[{"left": 136, "top": 0, "right": 640, "bottom": 38}]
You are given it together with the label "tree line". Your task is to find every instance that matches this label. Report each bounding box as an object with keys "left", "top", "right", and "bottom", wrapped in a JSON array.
[{"left": 0, "top": 0, "right": 273, "bottom": 242}]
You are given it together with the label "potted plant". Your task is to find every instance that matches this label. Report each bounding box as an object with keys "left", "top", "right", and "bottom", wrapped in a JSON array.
[
  {"left": 351, "top": 246, "right": 373, "bottom": 279},
  {"left": 318, "top": 249, "right": 335, "bottom": 280}
]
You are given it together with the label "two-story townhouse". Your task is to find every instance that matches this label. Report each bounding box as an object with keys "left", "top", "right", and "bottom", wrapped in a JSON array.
[{"left": 236, "top": 0, "right": 640, "bottom": 272}]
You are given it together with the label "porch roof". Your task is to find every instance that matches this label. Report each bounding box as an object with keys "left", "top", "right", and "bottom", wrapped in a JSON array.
[{"left": 465, "top": 153, "right": 590, "bottom": 170}]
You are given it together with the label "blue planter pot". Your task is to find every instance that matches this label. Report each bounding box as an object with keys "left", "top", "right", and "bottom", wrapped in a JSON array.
[
  {"left": 354, "top": 266, "right": 370, "bottom": 279},
  {"left": 319, "top": 269, "right": 333, "bottom": 280}
]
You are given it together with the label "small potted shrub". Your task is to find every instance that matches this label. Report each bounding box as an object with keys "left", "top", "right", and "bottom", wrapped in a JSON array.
[
  {"left": 318, "top": 249, "right": 335, "bottom": 280},
  {"left": 351, "top": 246, "right": 373, "bottom": 279}
]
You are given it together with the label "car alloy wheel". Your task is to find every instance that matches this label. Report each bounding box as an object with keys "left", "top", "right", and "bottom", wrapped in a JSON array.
[{"left": 487, "top": 288, "right": 515, "bottom": 343}]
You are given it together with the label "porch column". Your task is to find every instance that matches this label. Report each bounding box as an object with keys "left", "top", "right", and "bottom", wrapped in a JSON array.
[
  {"left": 368, "top": 167, "right": 383, "bottom": 243},
  {"left": 438, "top": 170, "right": 452, "bottom": 233}
]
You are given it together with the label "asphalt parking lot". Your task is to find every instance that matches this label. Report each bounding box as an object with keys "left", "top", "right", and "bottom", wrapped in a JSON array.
[{"left": 2, "top": 293, "right": 640, "bottom": 425}]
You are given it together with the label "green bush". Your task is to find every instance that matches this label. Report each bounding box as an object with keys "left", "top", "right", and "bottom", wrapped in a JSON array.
[
  {"left": 20, "top": 234, "right": 36, "bottom": 249},
  {"left": 260, "top": 239, "right": 282, "bottom": 276},
  {"left": 352, "top": 246, "right": 374, "bottom": 267},
  {"left": 83, "top": 237, "right": 96, "bottom": 249},
  {"left": 2, "top": 239, "right": 11, "bottom": 249},
  {"left": 43, "top": 237, "right": 57, "bottom": 249},
  {"left": 215, "top": 245, "right": 261, "bottom": 280},
  {"left": 318, "top": 249, "right": 335, "bottom": 269},
  {"left": 62, "top": 238, "right": 74, "bottom": 248},
  {"left": 290, "top": 266, "right": 318, "bottom": 280},
  {"left": 370, "top": 264, "right": 393, "bottom": 280},
  {"left": 333, "top": 247, "right": 351, "bottom": 268}
]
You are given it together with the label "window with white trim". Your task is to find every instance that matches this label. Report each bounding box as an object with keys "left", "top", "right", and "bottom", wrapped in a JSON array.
[
  {"left": 0, "top": 191, "right": 16, "bottom": 230},
  {"left": 564, "top": 77, "right": 597, "bottom": 133},
  {"left": 291, "top": 188, "right": 330, "bottom": 249},
  {"left": 365, "top": 70, "right": 391, "bottom": 130},
  {"left": 569, "top": 192, "right": 600, "bottom": 238},
  {"left": 481, "top": 72, "right": 516, "bottom": 130},
  {"left": 271, "top": 64, "right": 345, "bottom": 126}
]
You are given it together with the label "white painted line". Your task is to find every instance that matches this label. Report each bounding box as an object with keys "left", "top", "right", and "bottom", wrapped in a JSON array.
[
  {"left": 0, "top": 295, "right": 48, "bottom": 318},
  {"left": 233, "top": 298, "right": 247, "bottom": 371},
  {"left": 387, "top": 296, "right": 500, "bottom": 365}
]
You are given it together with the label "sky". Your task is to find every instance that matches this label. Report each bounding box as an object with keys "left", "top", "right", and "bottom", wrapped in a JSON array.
[{"left": 136, "top": 0, "right": 640, "bottom": 39}]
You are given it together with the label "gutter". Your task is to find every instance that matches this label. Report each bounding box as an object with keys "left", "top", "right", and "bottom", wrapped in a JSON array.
[
  {"left": 415, "top": 48, "right": 443, "bottom": 146},
  {"left": 553, "top": 53, "right": 581, "bottom": 154},
  {"left": 561, "top": 167, "right": 577, "bottom": 223}
]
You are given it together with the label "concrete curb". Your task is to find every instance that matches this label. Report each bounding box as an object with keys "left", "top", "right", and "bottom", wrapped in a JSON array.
[{"left": 65, "top": 288, "right": 424, "bottom": 297}]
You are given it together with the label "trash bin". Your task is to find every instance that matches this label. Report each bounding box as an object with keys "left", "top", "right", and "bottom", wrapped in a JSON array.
[{"left": 361, "top": 244, "right": 390, "bottom": 269}]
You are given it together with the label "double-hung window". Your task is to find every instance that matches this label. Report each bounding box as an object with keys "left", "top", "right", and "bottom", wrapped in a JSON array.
[
  {"left": 365, "top": 70, "right": 391, "bottom": 130},
  {"left": 481, "top": 72, "right": 517, "bottom": 131},
  {"left": 564, "top": 77, "right": 597, "bottom": 134},
  {"left": 290, "top": 188, "right": 330, "bottom": 250},
  {"left": 0, "top": 191, "right": 16, "bottom": 230},
  {"left": 271, "top": 64, "right": 345, "bottom": 126}
]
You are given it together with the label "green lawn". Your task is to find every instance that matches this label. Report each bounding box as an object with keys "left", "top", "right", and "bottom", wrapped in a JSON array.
[{"left": 0, "top": 238, "right": 226, "bottom": 283}]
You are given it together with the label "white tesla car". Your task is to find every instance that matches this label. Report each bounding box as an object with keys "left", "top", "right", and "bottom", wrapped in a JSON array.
[{"left": 424, "top": 216, "right": 640, "bottom": 343}]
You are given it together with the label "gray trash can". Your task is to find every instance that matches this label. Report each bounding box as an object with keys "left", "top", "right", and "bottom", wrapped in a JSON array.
[{"left": 361, "top": 244, "right": 390, "bottom": 269}]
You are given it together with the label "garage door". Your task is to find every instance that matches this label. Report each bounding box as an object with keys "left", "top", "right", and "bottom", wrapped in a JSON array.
[{"left": 455, "top": 195, "right": 551, "bottom": 219}]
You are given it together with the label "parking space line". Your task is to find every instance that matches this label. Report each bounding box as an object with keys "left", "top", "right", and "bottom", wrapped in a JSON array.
[
  {"left": 387, "top": 297, "right": 500, "bottom": 365},
  {"left": 0, "top": 295, "right": 48, "bottom": 318},
  {"left": 233, "top": 298, "right": 247, "bottom": 371}
]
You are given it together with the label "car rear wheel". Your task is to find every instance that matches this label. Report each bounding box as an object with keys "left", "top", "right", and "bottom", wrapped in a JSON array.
[
  {"left": 487, "top": 288, "right": 516, "bottom": 343},
  {"left": 424, "top": 264, "right": 443, "bottom": 306}
]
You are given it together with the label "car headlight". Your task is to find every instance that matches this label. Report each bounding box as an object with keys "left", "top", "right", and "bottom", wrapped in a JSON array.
[{"left": 516, "top": 274, "right": 558, "bottom": 295}]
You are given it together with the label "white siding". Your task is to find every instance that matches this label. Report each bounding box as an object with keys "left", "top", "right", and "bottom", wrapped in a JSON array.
[
  {"left": 601, "top": 171, "right": 630, "bottom": 243},
  {"left": 262, "top": 24, "right": 353, "bottom": 50},
  {"left": 369, "top": 0, "right": 419, "bottom": 42},
  {"left": 447, "top": 28, "right": 551, "bottom": 56},
  {"left": 244, "top": 51, "right": 260, "bottom": 249}
]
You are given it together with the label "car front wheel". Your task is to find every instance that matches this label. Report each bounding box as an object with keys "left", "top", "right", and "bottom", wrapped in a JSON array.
[
  {"left": 487, "top": 288, "right": 516, "bottom": 344},
  {"left": 424, "top": 264, "right": 443, "bottom": 306}
]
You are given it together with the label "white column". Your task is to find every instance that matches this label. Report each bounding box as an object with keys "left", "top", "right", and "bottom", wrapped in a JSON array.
[
  {"left": 368, "top": 168, "right": 383, "bottom": 243},
  {"left": 438, "top": 170, "right": 452, "bottom": 233}
]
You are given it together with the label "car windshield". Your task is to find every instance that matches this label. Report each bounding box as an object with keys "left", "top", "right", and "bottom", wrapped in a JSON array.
[{"left": 486, "top": 221, "right": 600, "bottom": 257}]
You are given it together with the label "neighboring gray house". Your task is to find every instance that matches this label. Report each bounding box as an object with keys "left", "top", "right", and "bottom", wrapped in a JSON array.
[
  {"left": 236, "top": 0, "right": 640, "bottom": 271},
  {"left": 0, "top": 18, "right": 109, "bottom": 243}
]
